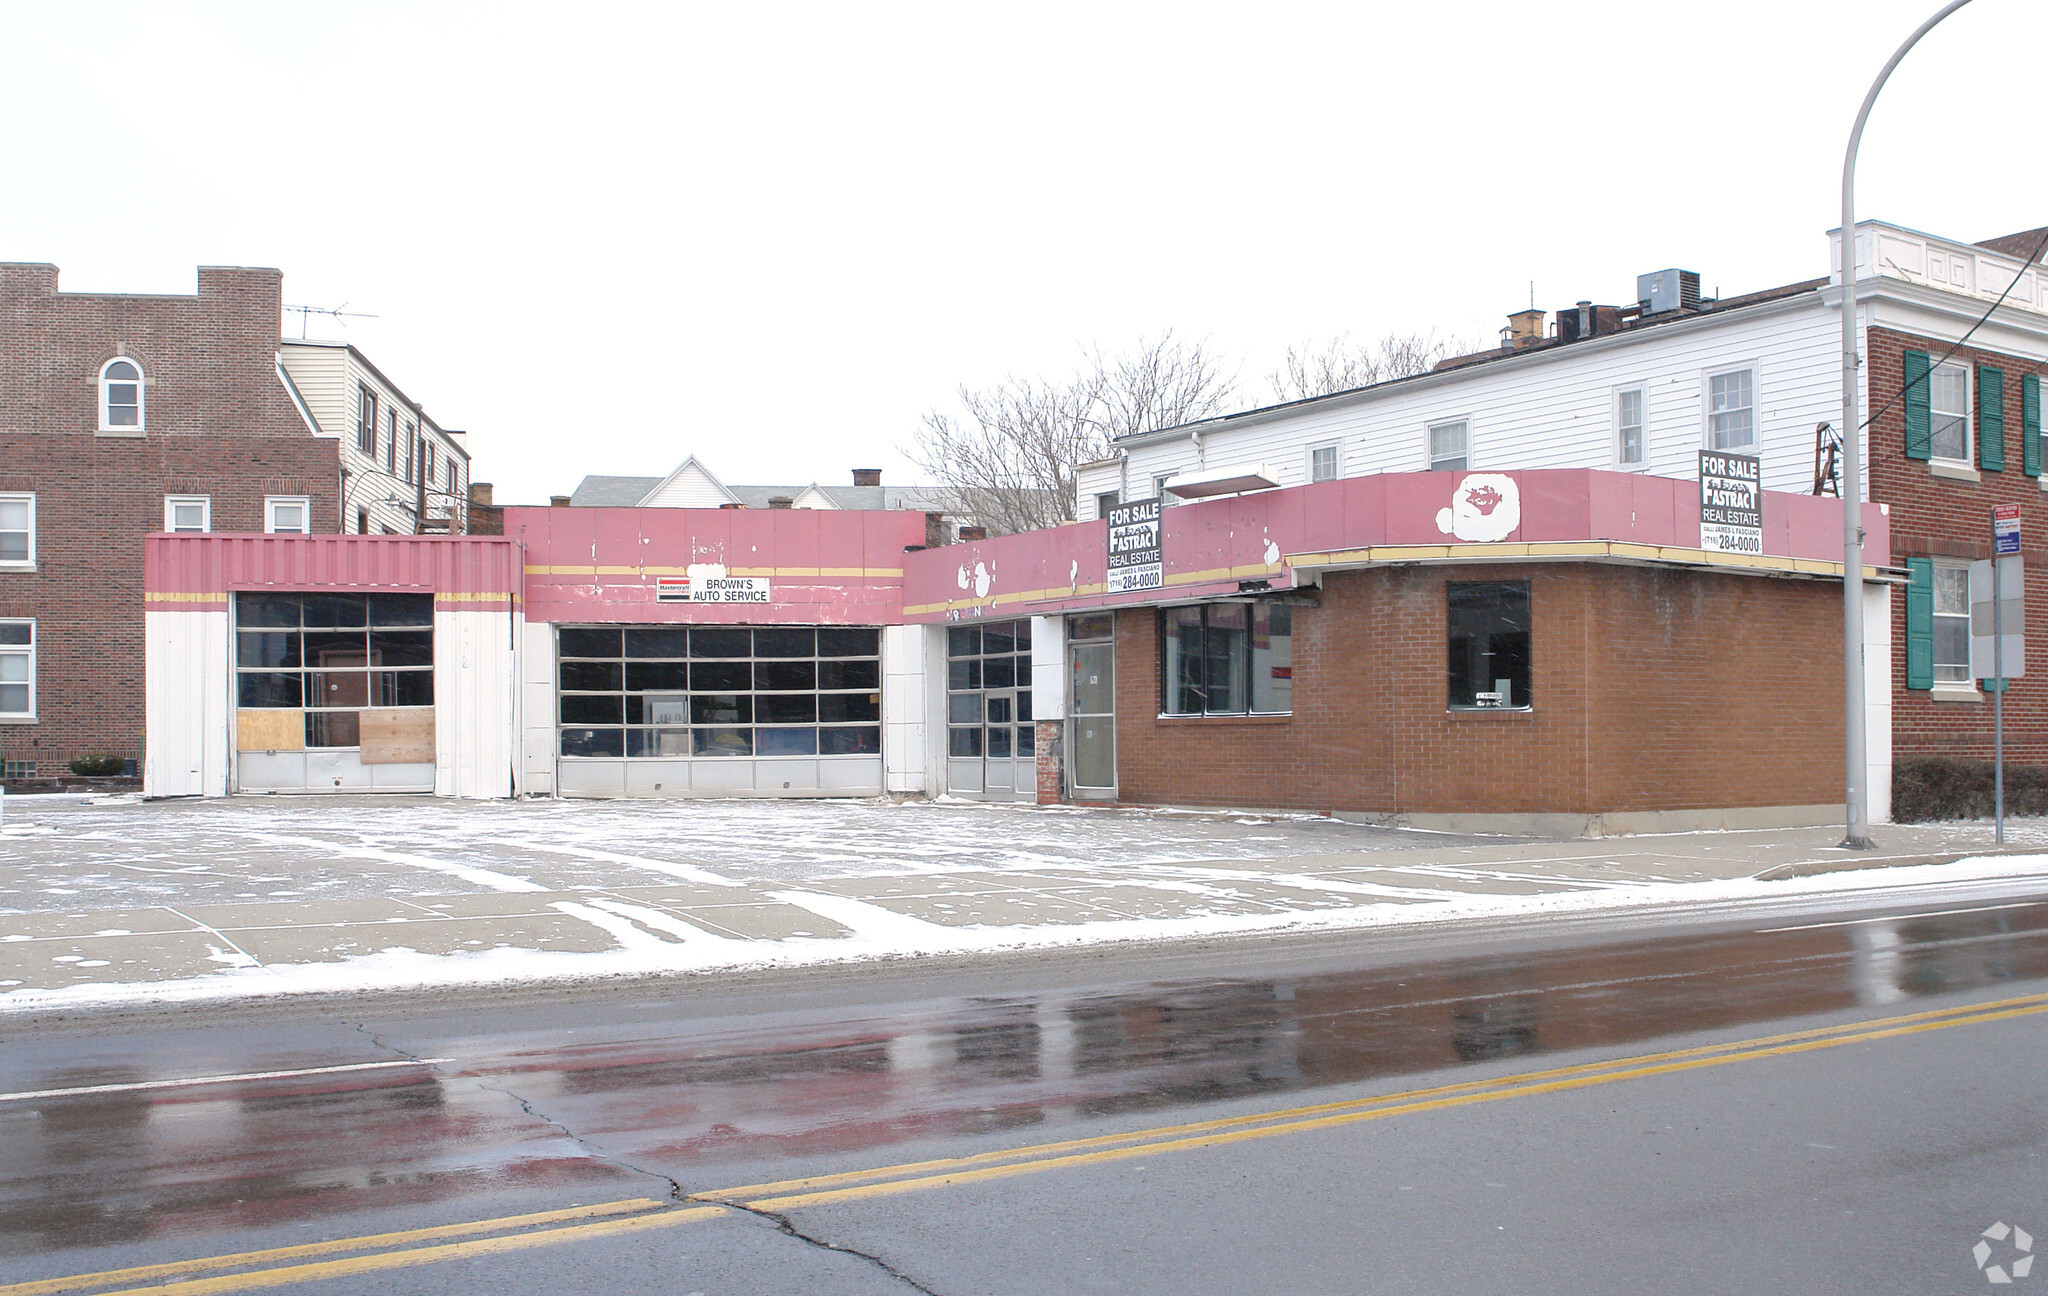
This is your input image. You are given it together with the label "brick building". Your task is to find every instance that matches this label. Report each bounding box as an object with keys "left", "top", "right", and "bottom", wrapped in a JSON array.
[
  {"left": 1076, "top": 218, "right": 2048, "bottom": 791},
  {"left": 0, "top": 263, "right": 472, "bottom": 780}
]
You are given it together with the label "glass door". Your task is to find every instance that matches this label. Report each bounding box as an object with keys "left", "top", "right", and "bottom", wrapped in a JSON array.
[{"left": 1068, "top": 614, "right": 1115, "bottom": 795}]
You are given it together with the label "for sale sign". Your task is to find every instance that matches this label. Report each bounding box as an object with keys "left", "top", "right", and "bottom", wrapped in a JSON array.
[
  {"left": 1994, "top": 504, "right": 2021, "bottom": 556},
  {"left": 1106, "top": 498, "right": 1163, "bottom": 594},
  {"left": 1699, "top": 451, "right": 1762, "bottom": 555}
]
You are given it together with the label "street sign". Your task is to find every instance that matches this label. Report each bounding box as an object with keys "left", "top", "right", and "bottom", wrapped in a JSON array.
[
  {"left": 1994, "top": 504, "right": 2021, "bottom": 556},
  {"left": 1969, "top": 556, "right": 2025, "bottom": 679}
]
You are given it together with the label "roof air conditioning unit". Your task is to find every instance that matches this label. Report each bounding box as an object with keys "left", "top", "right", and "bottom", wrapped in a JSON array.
[{"left": 1636, "top": 268, "right": 1701, "bottom": 315}]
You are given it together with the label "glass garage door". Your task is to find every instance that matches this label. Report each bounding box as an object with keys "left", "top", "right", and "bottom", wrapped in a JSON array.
[
  {"left": 946, "top": 619, "right": 1033, "bottom": 801},
  {"left": 554, "top": 624, "right": 883, "bottom": 797}
]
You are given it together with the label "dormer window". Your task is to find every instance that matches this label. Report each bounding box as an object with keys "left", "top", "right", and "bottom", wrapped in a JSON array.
[{"left": 100, "top": 358, "right": 143, "bottom": 432}]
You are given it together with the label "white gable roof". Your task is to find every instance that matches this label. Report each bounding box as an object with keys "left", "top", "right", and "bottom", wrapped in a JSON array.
[
  {"left": 791, "top": 484, "right": 838, "bottom": 510},
  {"left": 638, "top": 455, "right": 740, "bottom": 508}
]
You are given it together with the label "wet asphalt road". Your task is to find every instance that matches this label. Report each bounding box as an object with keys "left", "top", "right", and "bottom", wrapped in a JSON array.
[{"left": 4, "top": 874, "right": 2047, "bottom": 1295}]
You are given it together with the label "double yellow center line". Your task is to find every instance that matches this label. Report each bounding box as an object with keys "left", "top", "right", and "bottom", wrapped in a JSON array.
[{"left": 16, "top": 990, "right": 2048, "bottom": 1296}]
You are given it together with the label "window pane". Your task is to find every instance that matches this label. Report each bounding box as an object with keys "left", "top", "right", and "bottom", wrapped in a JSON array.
[
  {"left": 983, "top": 656, "right": 1015, "bottom": 689},
  {"left": 624, "top": 627, "right": 690, "bottom": 658},
  {"left": 755, "top": 660, "right": 816, "bottom": 691},
  {"left": 757, "top": 693, "right": 818, "bottom": 724},
  {"left": 1932, "top": 566, "right": 1969, "bottom": 615},
  {"left": 1251, "top": 604, "right": 1293, "bottom": 713},
  {"left": 1430, "top": 421, "right": 1468, "bottom": 467},
  {"left": 690, "top": 627, "right": 751, "bottom": 658},
  {"left": 0, "top": 534, "right": 23, "bottom": 562},
  {"left": 1448, "top": 581, "right": 1532, "bottom": 707},
  {"left": 949, "top": 693, "right": 983, "bottom": 724},
  {"left": 105, "top": 361, "right": 138, "bottom": 381},
  {"left": 237, "top": 672, "right": 302, "bottom": 707},
  {"left": 558, "top": 660, "right": 621, "bottom": 691},
  {"left": 1203, "top": 604, "right": 1248, "bottom": 713},
  {"left": 690, "top": 694, "right": 751, "bottom": 724},
  {"left": 301, "top": 594, "right": 369, "bottom": 628},
  {"left": 820, "top": 692, "right": 880, "bottom": 723},
  {"left": 374, "top": 670, "right": 433, "bottom": 707},
  {"left": 1933, "top": 618, "right": 1970, "bottom": 682},
  {"left": 692, "top": 660, "right": 751, "bottom": 691},
  {"left": 1016, "top": 689, "right": 1032, "bottom": 723},
  {"left": 0, "top": 501, "right": 25, "bottom": 529},
  {"left": 310, "top": 670, "right": 369, "bottom": 707},
  {"left": 756, "top": 727, "right": 818, "bottom": 755},
  {"left": 755, "top": 628, "right": 815, "bottom": 658},
  {"left": 624, "top": 660, "right": 689, "bottom": 691},
  {"left": 0, "top": 683, "right": 26, "bottom": 713},
  {"left": 1068, "top": 613, "right": 1112, "bottom": 641},
  {"left": 307, "top": 710, "right": 361, "bottom": 748},
  {"left": 818, "top": 627, "right": 880, "bottom": 657},
  {"left": 947, "top": 626, "right": 981, "bottom": 657},
  {"left": 0, "top": 624, "right": 31, "bottom": 646},
  {"left": 983, "top": 622, "right": 1018, "bottom": 654},
  {"left": 949, "top": 727, "right": 983, "bottom": 757},
  {"left": 238, "top": 594, "right": 301, "bottom": 628},
  {"left": 694, "top": 727, "right": 752, "bottom": 757},
  {"left": 561, "top": 727, "right": 624, "bottom": 757},
  {"left": 820, "top": 726, "right": 880, "bottom": 755},
  {"left": 986, "top": 695, "right": 1012, "bottom": 725},
  {"left": 0, "top": 653, "right": 24, "bottom": 682},
  {"left": 559, "top": 627, "right": 623, "bottom": 658},
  {"left": 237, "top": 631, "right": 301, "bottom": 668},
  {"left": 989, "top": 727, "right": 1012, "bottom": 758},
  {"left": 947, "top": 658, "right": 981, "bottom": 690},
  {"left": 369, "top": 630, "right": 433, "bottom": 666},
  {"left": 560, "top": 693, "right": 623, "bottom": 725},
  {"left": 818, "top": 659, "right": 879, "bottom": 690},
  {"left": 1163, "top": 607, "right": 1205, "bottom": 715},
  {"left": 303, "top": 630, "right": 369, "bottom": 665},
  {"left": 634, "top": 692, "right": 689, "bottom": 726},
  {"left": 369, "top": 594, "right": 433, "bottom": 627}
]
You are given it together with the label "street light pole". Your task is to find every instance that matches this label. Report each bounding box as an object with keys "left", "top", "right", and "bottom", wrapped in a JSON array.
[{"left": 1838, "top": 0, "right": 1975, "bottom": 850}]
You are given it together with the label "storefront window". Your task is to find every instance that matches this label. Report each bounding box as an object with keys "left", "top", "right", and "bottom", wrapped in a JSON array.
[
  {"left": 946, "top": 619, "right": 1032, "bottom": 763},
  {"left": 1161, "top": 603, "right": 1292, "bottom": 716},
  {"left": 235, "top": 593, "right": 435, "bottom": 747},
  {"left": 1447, "top": 581, "right": 1530, "bottom": 708},
  {"left": 557, "top": 625, "right": 881, "bottom": 758}
]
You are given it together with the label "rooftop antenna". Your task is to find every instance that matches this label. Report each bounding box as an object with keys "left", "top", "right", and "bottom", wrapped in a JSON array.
[
  {"left": 1529, "top": 281, "right": 1535, "bottom": 309},
  {"left": 283, "top": 303, "right": 378, "bottom": 339}
]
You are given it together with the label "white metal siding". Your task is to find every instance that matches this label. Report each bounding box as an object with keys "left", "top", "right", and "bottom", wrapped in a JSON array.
[
  {"left": 143, "top": 609, "right": 229, "bottom": 797},
  {"left": 519, "top": 619, "right": 558, "bottom": 795},
  {"left": 434, "top": 608, "right": 520, "bottom": 799},
  {"left": 882, "top": 623, "right": 930, "bottom": 794}
]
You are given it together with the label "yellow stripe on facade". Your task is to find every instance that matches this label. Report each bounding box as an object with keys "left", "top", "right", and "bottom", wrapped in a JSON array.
[
  {"left": 144, "top": 592, "right": 228, "bottom": 604},
  {"left": 433, "top": 591, "right": 516, "bottom": 603}
]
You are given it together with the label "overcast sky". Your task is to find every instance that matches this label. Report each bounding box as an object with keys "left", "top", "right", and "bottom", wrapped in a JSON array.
[{"left": 5, "top": 1, "right": 2041, "bottom": 503}]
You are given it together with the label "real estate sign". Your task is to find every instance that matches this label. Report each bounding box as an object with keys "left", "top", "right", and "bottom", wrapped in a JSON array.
[
  {"left": 1106, "top": 498, "right": 1163, "bottom": 594},
  {"left": 1698, "top": 451, "right": 1762, "bottom": 555}
]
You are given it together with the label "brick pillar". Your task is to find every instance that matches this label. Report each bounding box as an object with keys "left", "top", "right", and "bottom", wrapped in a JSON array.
[{"left": 1036, "top": 720, "right": 1064, "bottom": 805}]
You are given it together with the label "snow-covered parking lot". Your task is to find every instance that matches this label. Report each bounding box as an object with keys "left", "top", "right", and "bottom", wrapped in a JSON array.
[{"left": 2, "top": 793, "right": 2042, "bottom": 1012}]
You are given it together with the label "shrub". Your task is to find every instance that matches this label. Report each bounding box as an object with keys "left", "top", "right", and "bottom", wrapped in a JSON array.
[
  {"left": 1892, "top": 756, "right": 2048, "bottom": 822},
  {"left": 67, "top": 752, "right": 128, "bottom": 777}
]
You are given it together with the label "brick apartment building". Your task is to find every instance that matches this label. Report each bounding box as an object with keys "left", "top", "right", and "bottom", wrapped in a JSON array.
[{"left": 0, "top": 262, "right": 470, "bottom": 780}]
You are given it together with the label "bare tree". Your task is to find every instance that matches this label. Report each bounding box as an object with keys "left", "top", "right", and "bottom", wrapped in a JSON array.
[
  {"left": 1267, "top": 330, "right": 1460, "bottom": 403},
  {"left": 909, "top": 332, "right": 1238, "bottom": 535}
]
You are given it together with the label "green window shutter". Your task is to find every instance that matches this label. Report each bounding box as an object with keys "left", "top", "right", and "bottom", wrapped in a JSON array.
[
  {"left": 2025, "top": 373, "right": 2042, "bottom": 478},
  {"left": 1979, "top": 364, "right": 2005, "bottom": 471},
  {"left": 1905, "top": 557, "right": 1934, "bottom": 690},
  {"left": 1903, "top": 350, "right": 1932, "bottom": 460}
]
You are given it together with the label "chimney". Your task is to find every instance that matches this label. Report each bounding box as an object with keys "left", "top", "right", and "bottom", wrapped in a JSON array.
[
  {"left": 852, "top": 468, "right": 882, "bottom": 487},
  {"left": 467, "top": 481, "right": 494, "bottom": 507},
  {"left": 925, "top": 512, "right": 948, "bottom": 547},
  {"left": 767, "top": 495, "right": 794, "bottom": 509},
  {"left": 549, "top": 495, "right": 571, "bottom": 508},
  {"left": 1506, "top": 307, "right": 1546, "bottom": 349},
  {"left": 957, "top": 525, "right": 988, "bottom": 542}
]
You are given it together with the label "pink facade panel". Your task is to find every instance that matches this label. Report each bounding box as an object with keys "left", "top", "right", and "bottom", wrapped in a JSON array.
[
  {"left": 506, "top": 506, "right": 927, "bottom": 625},
  {"left": 900, "top": 469, "right": 1889, "bottom": 623},
  {"left": 144, "top": 534, "right": 523, "bottom": 612}
]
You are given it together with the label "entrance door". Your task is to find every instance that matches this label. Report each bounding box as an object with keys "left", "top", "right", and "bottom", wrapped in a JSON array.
[{"left": 1068, "top": 613, "right": 1115, "bottom": 796}]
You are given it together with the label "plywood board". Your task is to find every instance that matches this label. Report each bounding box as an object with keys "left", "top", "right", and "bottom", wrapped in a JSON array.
[
  {"left": 237, "top": 710, "right": 305, "bottom": 752},
  {"left": 360, "top": 708, "right": 435, "bottom": 764}
]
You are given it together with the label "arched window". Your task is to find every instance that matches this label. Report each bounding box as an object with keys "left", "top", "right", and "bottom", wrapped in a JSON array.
[{"left": 100, "top": 358, "right": 143, "bottom": 431}]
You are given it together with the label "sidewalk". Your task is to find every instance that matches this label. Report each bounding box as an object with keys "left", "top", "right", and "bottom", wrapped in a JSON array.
[{"left": 3, "top": 793, "right": 2046, "bottom": 1013}]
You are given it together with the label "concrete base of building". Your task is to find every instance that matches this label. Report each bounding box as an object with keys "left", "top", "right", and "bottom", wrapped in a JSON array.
[{"left": 1333, "top": 803, "right": 1854, "bottom": 839}]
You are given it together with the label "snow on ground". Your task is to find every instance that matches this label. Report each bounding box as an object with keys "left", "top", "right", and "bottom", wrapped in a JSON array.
[{"left": 2, "top": 795, "right": 2045, "bottom": 1014}]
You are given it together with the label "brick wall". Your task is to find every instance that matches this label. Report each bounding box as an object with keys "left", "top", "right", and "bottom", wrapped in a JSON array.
[
  {"left": 1104, "top": 562, "right": 1845, "bottom": 816},
  {"left": 1867, "top": 325, "right": 2048, "bottom": 762},
  {"left": 0, "top": 265, "right": 339, "bottom": 773}
]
